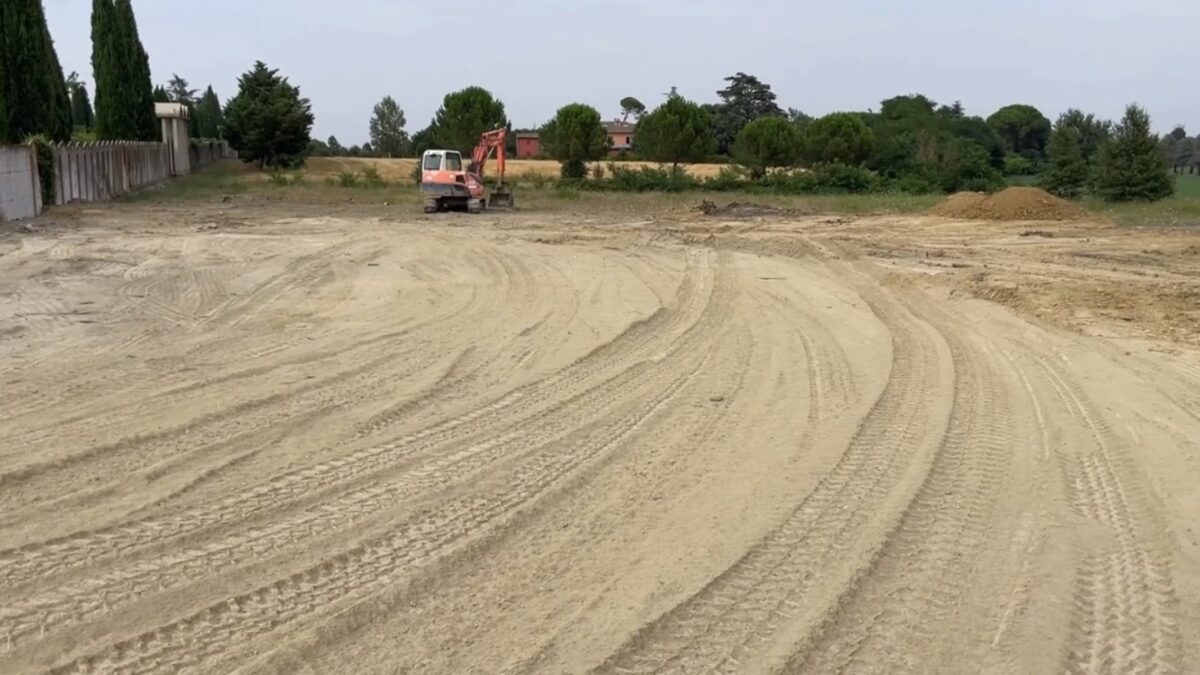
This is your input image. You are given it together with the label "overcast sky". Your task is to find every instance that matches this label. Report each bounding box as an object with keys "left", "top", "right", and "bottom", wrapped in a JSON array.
[{"left": 44, "top": 1, "right": 1198, "bottom": 145}]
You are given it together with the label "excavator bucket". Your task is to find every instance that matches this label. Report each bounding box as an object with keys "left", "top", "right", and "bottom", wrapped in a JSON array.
[{"left": 489, "top": 184, "right": 515, "bottom": 210}]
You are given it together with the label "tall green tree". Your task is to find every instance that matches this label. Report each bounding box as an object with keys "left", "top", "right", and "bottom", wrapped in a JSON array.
[
  {"left": 368, "top": 95, "right": 408, "bottom": 157},
  {"left": 635, "top": 94, "right": 714, "bottom": 172},
  {"left": 707, "top": 72, "right": 784, "bottom": 155},
  {"left": 1055, "top": 109, "right": 1111, "bottom": 164},
  {"left": 410, "top": 124, "right": 436, "bottom": 156},
  {"left": 327, "top": 135, "right": 345, "bottom": 156},
  {"left": 193, "top": 85, "right": 223, "bottom": 139},
  {"left": 223, "top": 61, "right": 314, "bottom": 168},
  {"left": 92, "top": 0, "right": 156, "bottom": 140},
  {"left": 166, "top": 73, "right": 198, "bottom": 135},
  {"left": 541, "top": 103, "right": 609, "bottom": 178},
  {"left": 114, "top": 0, "right": 155, "bottom": 140},
  {"left": 802, "top": 113, "right": 875, "bottom": 166},
  {"left": 66, "top": 72, "right": 95, "bottom": 129},
  {"left": 1093, "top": 104, "right": 1174, "bottom": 202},
  {"left": 987, "top": 104, "right": 1051, "bottom": 160},
  {"left": 0, "top": 0, "right": 72, "bottom": 143},
  {"left": 1041, "top": 125, "right": 1089, "bottom": 198},
  {"left": 152, "top": 85, "right": 170, "bottom": 103},
  {"left": 432, "top": 86, "right": 506, "bottom": 154},
  {"left": 733, "top": 116, "right": 802, "bottom": 177}
]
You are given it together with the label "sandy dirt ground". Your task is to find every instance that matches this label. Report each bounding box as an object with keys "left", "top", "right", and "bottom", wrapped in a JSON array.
[{"left": 1, "top": 202, "right": 1198, "bottom": 674}]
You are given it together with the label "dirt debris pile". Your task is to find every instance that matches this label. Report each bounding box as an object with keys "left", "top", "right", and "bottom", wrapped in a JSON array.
[
  {"left": 931, "top": 187, "right": 1088, "bottom": 221},
  {"left": 697, "top": 200, "right": 813, "bottom": 218}
]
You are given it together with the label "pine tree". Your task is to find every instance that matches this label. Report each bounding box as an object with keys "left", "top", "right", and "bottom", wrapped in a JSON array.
[
  {"left": 1041, "top": 125, "right": 1089, "bottom": 198},
  {"left": 0, "top": 0, "right": 72, "bottom": 143},
  {"left": 1094, "top": 104, "right": 1174, "bottom": 202},
  {"left": 153, "top": 85, "right": 170, "bottom": 103}
]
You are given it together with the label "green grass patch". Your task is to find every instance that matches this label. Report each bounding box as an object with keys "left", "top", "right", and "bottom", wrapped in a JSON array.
[{"left": 124, "top": 160, "right": 249, "bottom": 202}]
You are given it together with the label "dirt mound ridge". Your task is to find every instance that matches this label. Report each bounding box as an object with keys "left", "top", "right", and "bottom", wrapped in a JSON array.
[{"left": 931, "top": 187, "right": 1087, "bottom": 221}]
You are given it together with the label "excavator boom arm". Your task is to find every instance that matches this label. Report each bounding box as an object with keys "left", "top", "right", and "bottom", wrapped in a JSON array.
[{"left": 471, "top": 128, "right": 507, "bottom": 183}]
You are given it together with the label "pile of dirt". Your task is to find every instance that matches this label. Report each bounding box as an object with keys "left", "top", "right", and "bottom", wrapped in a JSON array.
[
  {"left": 697, "top": 200, "right": 813, "bottom": 218},
  {"left": 931, "top": 187, "right": 1087, "bottom": 221}
]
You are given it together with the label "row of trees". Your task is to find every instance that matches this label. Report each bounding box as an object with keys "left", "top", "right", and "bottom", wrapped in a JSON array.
[{"left": 0, "top": 0, "right": 228, "bottom": 145}]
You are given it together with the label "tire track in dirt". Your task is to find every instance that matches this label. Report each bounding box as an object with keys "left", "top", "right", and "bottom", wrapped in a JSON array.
[
  {"left": 593, "top": 273, "right": 950, "bottom": 674},
  {"left": 784, "top": 298, "right": 1022, "bottom": 673},
  {"left": 1022, "top": 350, "right": 1181, "bottom": 675},
  {"left": 39, "top": 260, "right": 735, "bottom": 675},
  {"left": 0, "top": 254, "right": 736, "bottom": 650},
  {"left": 0, "top": 250, "right": 715, "bottom": 590}
]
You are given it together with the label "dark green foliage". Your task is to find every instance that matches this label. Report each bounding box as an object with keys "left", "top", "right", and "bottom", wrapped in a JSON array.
[
  {"left": 1093, "top": 104, "right": 1174, "bottom": 202},
  {"left": 1041, "top": 126, "right": 1089, "bottom": 198},
  {"left": 0, "top": 0, "right": 72, "bottom": 142},
  {"left": 410, "top": 125, "right": 436, "bottom": 156},
  {"left": 70, "top": 82, "right": 95, "bottom": 129},
  {"left": 541, "top": 103, "right": 609, "bottom": 179},
  {"left": 307, "top": 138, "right": 330, "bottom": 156},
  {"left": 166, "top": 74, "right": 198, "bottom": 136},
  {"left": 114, "top": 0, "right": 155, "bottom": 140},
  {"left": 620, "top": 96, "right": 646, "bottom": 122},
  {"left": 1055, "top": 110, "right": 1111, "bottom": 163},
  {"left": 708, "top": 72, "right": 784, "bottom": 155},
  {"left": 879, "top": 94, "right": 938, "bottom": 122},
  {"left": 326, "top": 135, "right": 344, "bottom": 156},
  {"left": 432, "top": 86, "right": 507, "bottom": 154},
  {"left": 635, "top": 95, "right": 715, "bottom": 171},
  {"left": 223, "top": 61, "right": 314, "bottom": 169},
  {"left": 605, "top": 165, "right": 697, "bottom": 192},
  {"left": 802, "top": 113, "right": 875, "bottom": 166},
  {"left": 92, "top": 0, "right": 156, "bottom": 140},
  {"left": 369, "top": 95, "right": 408, "bottom": 157},
  {"left": 733, "top": 116, "right": 802, "bottom": 177},
  {"left": 786, "top": 108, "right": 813, "bottom": 133},
  {"left": 1003, "top": 154, "right": 1037, "bottom": 176},
  {"left": 153, "top": 85, "right": 169, "bottom": 103},
  {"left": 193, "top": 86, "right": 223, "bottom": 139},
  {"left": 26, "top": 135, "right": 55, "bottom": 203},
  {"left": 987, "top": 104, "right": 1051, "bottom": 160}
]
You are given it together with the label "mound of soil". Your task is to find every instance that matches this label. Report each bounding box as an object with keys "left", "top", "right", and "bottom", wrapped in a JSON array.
[{"left": 931, "top": 187, "right": 1087, "bottom": 221}]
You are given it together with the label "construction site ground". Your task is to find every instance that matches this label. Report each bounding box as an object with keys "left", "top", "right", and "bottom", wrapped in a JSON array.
[{"left": 1, "top": 199, "right": 1198, "bottom": 674}]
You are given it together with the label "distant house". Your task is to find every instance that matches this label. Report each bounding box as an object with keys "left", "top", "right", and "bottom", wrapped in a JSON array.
[
  {"left": 604, "top": 120, "right": 635, "bottom": 154},
  {"left": 515, "top": 132, "right": 541, "bottom": 159},
  {"left": 514, "top": 120, "right": 636, "bottom": 159}
]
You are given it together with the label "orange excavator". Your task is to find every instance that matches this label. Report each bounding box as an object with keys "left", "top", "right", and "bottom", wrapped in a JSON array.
[{"left": 420, "top": 128, "right": 514, "bottom": 214}]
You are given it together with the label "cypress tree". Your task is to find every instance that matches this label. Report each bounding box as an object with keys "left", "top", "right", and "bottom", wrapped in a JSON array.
[
  {"left": 0, "top": 0, "right": 72, "bottom": 143},
  {"left": 194, "top": 86, "right": 224, "bottom": 139},
  {"left": 93, "top": 0, "right": 156, "bottom": 140},
  {"left": 1041, "top": 125, "right": 1089, "bottom": 199},
  {"left": 91, "top": 0, "right": 123, "bottom": 138},
  {"left": 114, "top": 0, "right": 156, "bottom": 140},
  {"left": 71, "top": 83, "right": 95, "bottom": 129}
]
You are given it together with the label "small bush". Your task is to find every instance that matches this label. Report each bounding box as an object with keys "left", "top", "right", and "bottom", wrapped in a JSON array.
[
  {"left": 758, "top": 170, "right": 820, "bottom": 194},
  {"left": 336, "top": 171, "right": 360, "bottom": 187},
  {"left": 607, "top": 165, "right": 697, "bottom": 192},
  {"left": 560, "top": 159, "right": 588, "bottom": 180},
  {"left": 267, "top": 170, "right": 293, "bottom": 186},
  {"left": 1003, "top": 154, "right": 1037, "bottom": 176},
  {"left": 704, "top": 165, "right": 750, "bottom": 192},
  {"left": 360, "top": 165, "right": 387, "bottom": 188},
  {"left": 26, "top": 135, "right": 55, "bottom": 205},
  {"left": 811, "top": 163, "right": 880, "bottom": 193}
]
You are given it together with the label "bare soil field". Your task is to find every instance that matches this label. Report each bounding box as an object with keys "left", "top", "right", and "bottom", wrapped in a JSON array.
[{"left": 1, "top": 200, "right": 1198, "bottom": 674}]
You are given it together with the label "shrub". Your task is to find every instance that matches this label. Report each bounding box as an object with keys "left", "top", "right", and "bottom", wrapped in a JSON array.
[
  {"left": 607, "top": 165, "right": 697, "bottom": 192},
  {"left": 360, "top": 165, "right": 386, "bottom": 188},
  {"left": 811, "top": 163, "right": 880, "bottom": 192},
  {"left": 704, "top": 165, "right": 750, "bottom": 192},
  {"left": 758, "top": 170, "right": 820, "bottom": 194},
  {"left": 802, "top": 113, "right": 875, "bottom": 166},
  {"left": 267, "top": 170, "right": 293, "bottom": 186},
  {"left": 26, "top": 135, "right": 56, "bottom": 205},
  {"left": 733, "top": 117, "right": 803, "bottom": 178},
  {"left": 1003, "top": 154, "right": 1037, "bottom": 176},
  {"left": 335, "top": 171, "right": 360, "bottom": 187}
]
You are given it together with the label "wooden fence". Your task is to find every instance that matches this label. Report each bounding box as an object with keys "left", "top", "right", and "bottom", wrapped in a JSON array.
[{"left": 52, "top": 141, "right": 172, "bottom": 205}]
